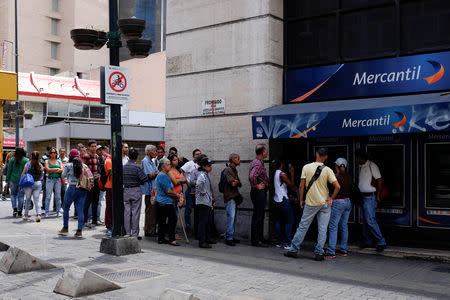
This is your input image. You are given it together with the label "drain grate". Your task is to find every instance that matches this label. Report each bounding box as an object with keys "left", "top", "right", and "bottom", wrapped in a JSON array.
[
  {"left": 102, "top": 268, "right": 164, "bottom": 283},
  {"left": 89, "top": 267, "right": 116, "bottom": 275},
  {"left": 432, "top": 266, "right": 450, "bottom": 273}
]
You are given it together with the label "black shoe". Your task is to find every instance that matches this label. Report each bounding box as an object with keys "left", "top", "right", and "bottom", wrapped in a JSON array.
[
  {"left": 137, "top": 236, "right": 142, "bottom": 240},
  {"left": 314, "top": 254, "right": 325, "bottom": 261},
  {"left": 232, "top": 238, "right": 240, "bottom": 244},
  {"left": 225, "top": 240, "right": 235, "bottom": 246},
  {"left": 376, "top": 245, "right": 387, "bottom": 252},
  {"left": 91, "top": 222, "right": 100, "bottom": 226},
  {"left": 252, "top": 242, "right": 269, "bottom": 248},
  {"left": 13, "top": 208, "right": 17, "bottom": 217},
  {"left": 17, "top": 211, "right": 22, "bottom": 217},
  {"left": 284, "top": 251, "right": 299, "bottom": 259},
  {"left": 199, "top": 243, "right": 212, "bottom": 248}
]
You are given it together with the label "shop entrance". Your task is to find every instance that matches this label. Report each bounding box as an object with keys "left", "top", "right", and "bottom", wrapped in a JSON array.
[
  {"left": 417, "top": 133, "right": 450, "bottom": 229},
  {"left": 360, "top": 135, "right": 411, "bottom": 226}
]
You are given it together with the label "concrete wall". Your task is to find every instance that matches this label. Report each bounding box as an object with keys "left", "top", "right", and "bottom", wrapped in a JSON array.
[{"left": 165, "top": 0, "right": 283, "bottom": 239}]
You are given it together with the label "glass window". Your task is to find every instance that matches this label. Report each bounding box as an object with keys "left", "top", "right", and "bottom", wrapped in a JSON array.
[
  {"left": 51, "top": 19, "right": 58, "bottom": 35},
  {"left": 286, "top": 0, "right": 337, "bottom": 19},
  {"left": 47, "top": 102, "right": 68, "bottom": 117},
  {"left": 49, "top": 68, "right": 58, "bottom": 75},
  {"left": 69, "top": 103, "right": 89, "bottom": 118},
  {"left": 367, "top": 145, "right": 404, "bottom": 208},
  {"left": 426, "top": 144, "right": 450, "bottom": 208},
  {"left": 52, "top": 0, "right": 58, "bottom": 12},
  {"left": 90, "top": 106, "right": 106, "bottom": 119},
  {"left": 50, "top": 42, "right": 58, "bottom": 59}
]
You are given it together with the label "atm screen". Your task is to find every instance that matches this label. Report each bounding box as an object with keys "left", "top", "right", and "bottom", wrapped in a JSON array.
[
  {"left": 367, "top": 145, "right": 404, "bottom": 208},
  {"left": 426, "top": 143, "right": 450, "bottom": 208}
]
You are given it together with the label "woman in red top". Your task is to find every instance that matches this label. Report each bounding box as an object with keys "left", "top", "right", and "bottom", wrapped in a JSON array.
[{"left": 167, "top": 154, "right": 186, "bottom": 195}]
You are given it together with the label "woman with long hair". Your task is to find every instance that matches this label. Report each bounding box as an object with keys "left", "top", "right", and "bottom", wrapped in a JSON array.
[
  {"left": 21, "top": 151, "right": 44, "bottom": 221},
  {"left": 59, "top": 149, "right": 86, "bottom": 238},
  {"left": 167, "top": 154, "right": 186, "bottom": 195},
  {"left": 44, "top": 147, "right": 63, "bottom": 217},
  {"left": 325, "top": 158, "right": 353, "bottom": 259},
  {"left": 5, "top": 148, "right": 28, "bottom": 217}
]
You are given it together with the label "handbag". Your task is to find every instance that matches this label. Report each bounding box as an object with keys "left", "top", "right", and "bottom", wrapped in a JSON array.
[{"left": 19, "top": 163, "right": 35, "bottom": 188}]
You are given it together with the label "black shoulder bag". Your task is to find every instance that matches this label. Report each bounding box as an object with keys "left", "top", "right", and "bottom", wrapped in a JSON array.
[{"left": 305, "top": 165, "right": 325, "bottom": 196}]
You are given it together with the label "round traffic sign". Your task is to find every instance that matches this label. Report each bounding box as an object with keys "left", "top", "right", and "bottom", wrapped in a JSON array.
[{"left": 108, "top": 71, "right": 127, "bottom": 92}]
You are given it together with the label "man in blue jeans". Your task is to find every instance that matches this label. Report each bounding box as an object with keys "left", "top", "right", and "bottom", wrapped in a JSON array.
[
  {"left": 222, "top": 153, "right": 242, "bottom": 246},
  {"left": 284, "top": 148, "right": 340, "bottom": 261},
  {"left": 356, "top": 149, "right": 387, "bottom": 252}
]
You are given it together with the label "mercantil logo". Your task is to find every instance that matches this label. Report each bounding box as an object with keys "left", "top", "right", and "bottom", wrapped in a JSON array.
[{"left": 423, "top": 60, "right": 444, "bottom": 84}]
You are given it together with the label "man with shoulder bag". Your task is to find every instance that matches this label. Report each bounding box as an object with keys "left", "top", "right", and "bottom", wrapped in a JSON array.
[{"left": 284, "top": 148, "right": 340, "bottom": 261}]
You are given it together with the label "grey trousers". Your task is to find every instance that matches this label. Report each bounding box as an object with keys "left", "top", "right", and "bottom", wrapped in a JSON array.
[{"left": 124, "top": 187, "right": 143, "bottom": 237}]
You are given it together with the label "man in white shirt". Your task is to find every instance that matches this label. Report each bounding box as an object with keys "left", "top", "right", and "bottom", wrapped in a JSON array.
[
  {"left": 181, "top": 149, "right": 201, "bottom": 233},
  {"left": 356, "top": 149, "right": 387, "bottom": 252}
]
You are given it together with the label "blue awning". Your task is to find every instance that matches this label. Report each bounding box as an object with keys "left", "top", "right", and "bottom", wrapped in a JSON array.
[{"left": 252, "top": 92, "right": 450, "bottom": 139}]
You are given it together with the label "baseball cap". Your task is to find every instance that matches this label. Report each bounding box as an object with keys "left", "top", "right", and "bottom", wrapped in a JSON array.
[
  {"left": 198, "top": 157, "right": 213, "bottom": 167},
  {"left": 96, "top": 145, "right": 104, "bottom": 150},
  {"left": 335, "top": 158, "right": 348, "bottom": 168}
]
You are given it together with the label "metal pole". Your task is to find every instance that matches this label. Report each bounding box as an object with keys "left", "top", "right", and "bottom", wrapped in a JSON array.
[
  {"left": 109, "top": 0, "right": 124, "bottom": 237},
  {"left": 14, "top": 0, "right": 19, "bottom": 148}
]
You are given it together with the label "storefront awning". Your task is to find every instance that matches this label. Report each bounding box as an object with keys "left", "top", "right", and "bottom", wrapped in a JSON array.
[{"left": 252, "top": 92, "right": 450, "bottom": 139}]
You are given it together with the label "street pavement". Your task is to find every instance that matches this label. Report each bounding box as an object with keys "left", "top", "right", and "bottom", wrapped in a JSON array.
[{"left": 0, "top": 199, "right": 448, "bottom": 300}]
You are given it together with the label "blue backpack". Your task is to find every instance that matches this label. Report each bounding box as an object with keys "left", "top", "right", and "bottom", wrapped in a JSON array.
[{"left": 19, "top": 163, "right": 35, "bottom": 188}]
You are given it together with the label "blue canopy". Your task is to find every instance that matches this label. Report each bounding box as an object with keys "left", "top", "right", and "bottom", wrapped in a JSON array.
[{"left": 252, "top": 92, "right": 450, "bottom": 139}]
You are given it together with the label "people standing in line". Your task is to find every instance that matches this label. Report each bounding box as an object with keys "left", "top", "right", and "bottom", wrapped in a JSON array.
[
  {"left": 169, "top": 147, "right": 188, "bottom": 170},
  {"left": 21, "top": 151, "right": 43, "bottom": 222},
  {"left": 44, "top": 147, "right": 63, "bottom": 217},
  {"left": 196, "top": 157, "right": 215, "bottom": 248},
  {"left": 285, "top": 148, "right": 340, "bottom": 261},
  {"left": 123, "top": 148, "right": 148, "bottom": 239},
  {"left": 222, "top": 154, "right": 242, "bottom": 246},
  {"left": 95, "top": 145, "right": 105, "bottom": 225},
  {"left": 6, "top": 148, "right": 29, "bottom": 217},
  {"left": 59, "top": 148, "right": 68, "bottom": 210},
  {"left": 78, "top": 143, "right": 87, "bottom": 157},
  {"left": 122, "top": 143, "right": 129, "bottom": 166},
  {"left": 59, "top": 149, "right": 87, "bottom": 238},
  {"left": 103, "top": 154, "right": 113, "bottom": 236},
  {"left": 355, "top": 149, "right": 387, "bottom": 252},
  {"left": 155, "top": 157, "right": 180, "bottom": 246},
  {"left": 249, "top": 144, "right": 270, "bottom": 247},
  {"left": 273, "top": 160, "right": 295, "bottom": 250},
  {"left": 141, "top": 145, "right": 159, "bottom": 237},
  {"left": 40, "top": 146, "right": 51, "bottom": 211},
  {"left": 181, "top": 149, "right": 201, "bottom": 235},
  {"left": 82, "top": 140, "right": 100, "bottom": 227},
  {"left": 155, "top": 146, "right": 166, "bottom": 169},
  {"left": 325, "top": 158, "right": 353, "bottom": 259}
]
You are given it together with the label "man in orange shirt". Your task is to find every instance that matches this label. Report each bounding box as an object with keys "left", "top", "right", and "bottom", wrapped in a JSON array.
[{"left": 104, "top": 156, "right": 113, "bottom": 236}]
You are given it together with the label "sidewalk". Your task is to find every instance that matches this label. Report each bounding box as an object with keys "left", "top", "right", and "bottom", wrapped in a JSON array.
[{"left": 0, "top": 199, "right": 448, "bottom": 299}]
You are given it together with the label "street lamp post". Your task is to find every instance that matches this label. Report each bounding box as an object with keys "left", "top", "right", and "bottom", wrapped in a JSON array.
[{"left": 14, "top": 0, "right": 19, "bottom": 148}]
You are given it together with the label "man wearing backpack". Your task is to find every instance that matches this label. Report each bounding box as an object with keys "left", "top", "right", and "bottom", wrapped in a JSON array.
[
  {"left": 284, "top": 148, "right": 340, "bottom": 261},
  {"left": 221, "top": 153, "right": 242, "bottom": 246}
]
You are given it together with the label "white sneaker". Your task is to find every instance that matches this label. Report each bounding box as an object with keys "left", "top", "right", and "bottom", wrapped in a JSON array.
[{"left": 22, "top": 216, "right": 29, "bottom": 221}]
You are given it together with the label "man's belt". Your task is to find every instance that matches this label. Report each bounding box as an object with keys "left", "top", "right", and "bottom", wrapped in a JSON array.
[{"left": 361, "top": 192, "right": 375, "bottom": 196}]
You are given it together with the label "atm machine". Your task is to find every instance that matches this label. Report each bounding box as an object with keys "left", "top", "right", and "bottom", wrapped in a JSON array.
[
  {"left": 417, "top": 133, "right": 450, "bottom": 229},
  {"left": 359, "top": 134, "right": 412, "bottom": 227}
]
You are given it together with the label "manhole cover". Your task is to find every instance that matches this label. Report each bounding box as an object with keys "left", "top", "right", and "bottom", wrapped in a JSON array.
[
  {"left": 46, "top": 257, "right": 76, "bottom": 263},
  {"left": 432, "top": 266, "right": 450, "bottom": 273},
  {"left": 102, "top": 268, "right": 164, "bottom": 283}
]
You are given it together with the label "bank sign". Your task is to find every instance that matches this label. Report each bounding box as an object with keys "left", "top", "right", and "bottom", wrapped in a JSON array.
[
  {"left": 285, "top": 51, "right": 450, "bottom": 103},
  {"left": 252, "top": 99, "right": 450, "bottom": 139}
]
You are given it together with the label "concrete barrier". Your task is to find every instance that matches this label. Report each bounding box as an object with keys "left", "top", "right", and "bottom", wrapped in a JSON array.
[{"left": 0, "top": 247, "right": 56, "bottom": 274}]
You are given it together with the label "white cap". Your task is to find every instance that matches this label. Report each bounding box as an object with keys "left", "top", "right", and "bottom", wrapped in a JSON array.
[{"left": 335, "top": 158, "right": 348, "bottom": 168}]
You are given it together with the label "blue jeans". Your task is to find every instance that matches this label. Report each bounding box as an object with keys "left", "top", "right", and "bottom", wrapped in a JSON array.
[
  {"left": 63, "top": 185, "right": 87, "bottom": 230},
  {"left": 225, "top": 199, "right": 237, "bottom": 240},
  {"left": 290, "top": 203, "right": 331, "bottom": 255},
  {"left": 326, "top": 199, "right": 352, "bottom": 255},
  {"left": 360, "top": 195, "right": 386, "bottom": 246},
  {"left": 23, "top": 181, "right": 42, "bottom": 216},
  {"left": 274, "top": 198, "right": 294, "bottom": 244},
  {"left": 184, "top": 187, "right": 193, "bottom": 229},
  {"left": 10, "top": 182, "right": 24, "bottom": 212},
  {"left": 45, "top": 178, "right": 61, "bottom": 215}
]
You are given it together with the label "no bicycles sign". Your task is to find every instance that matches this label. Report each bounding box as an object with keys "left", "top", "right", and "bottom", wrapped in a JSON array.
[{"left": 100, "top": 65, "right": 130, "bottom": 105}]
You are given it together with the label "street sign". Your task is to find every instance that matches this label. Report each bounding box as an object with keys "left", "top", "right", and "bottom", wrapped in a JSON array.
[
  {"left": 101, "top": 65, "right": 130, "bottom": 105},
  {"left": 0, "top": 71, "right": 17, "bottom": 101},
  {"left": 202, "top": 99, "right": 225, "bottom": 116}
]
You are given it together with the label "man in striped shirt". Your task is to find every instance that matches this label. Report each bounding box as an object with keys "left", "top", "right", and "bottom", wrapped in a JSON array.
[{"left": 248, "top": 144, "right": 269, "bottom": 247}]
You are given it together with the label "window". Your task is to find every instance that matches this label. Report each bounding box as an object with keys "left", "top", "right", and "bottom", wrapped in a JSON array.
[
  {"left": 47, "top": 102, "right": 68, "bottom": 117},
  {"left": 426, "top": 144, "right": 450, "bottom": 208},
  {"left": 49, "top": 68, "right": 58, "bottom": 75},
  {"left": 51, "top": 19, "right": 58, "bottom": 35},
  {"left": 50, "top": 42, "right": 58, "bottom": 59},
  {"left": 52, "top": 0, "right": 58, "bottom": 12},
  {"left": 69, "top": 103, "right": 89, "bottom": 118}
]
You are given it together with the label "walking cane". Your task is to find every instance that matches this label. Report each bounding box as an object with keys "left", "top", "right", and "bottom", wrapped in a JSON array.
[{"left": 177, "top": 205, "right": 190, "bottom": 244}]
